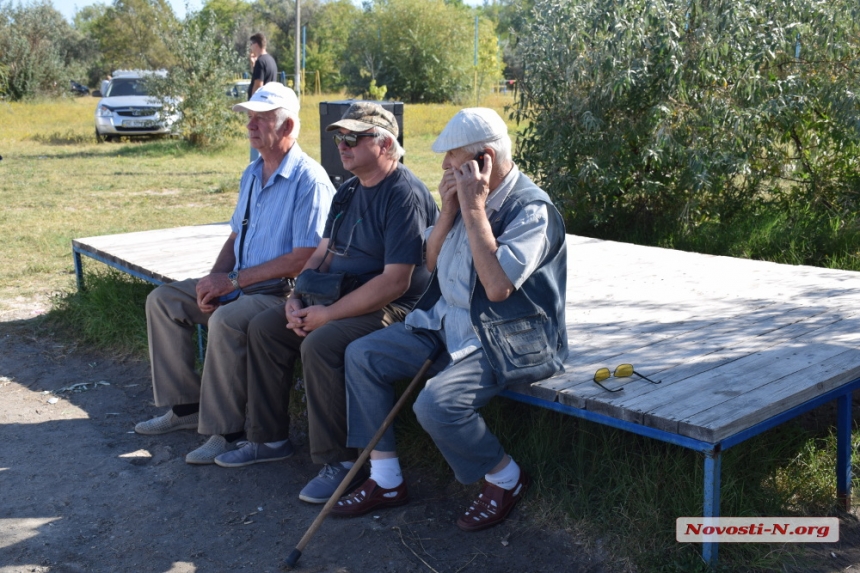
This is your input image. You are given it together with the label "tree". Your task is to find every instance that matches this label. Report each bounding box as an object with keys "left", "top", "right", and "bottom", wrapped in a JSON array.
[
  {"left": 150, "top": 9, "right": 243, "bottom": 147},
  {"left": 0, "top": 0, "right": 94, "bottom": 99},
  {"left": 86, "top": 0, "right": 178, "bottom": 71},
  {"left": 342, "top": 0, "right": 503, "bottom": 103},
  {"left": 514, "top": 0, "right": 860, "bottom": 238}
]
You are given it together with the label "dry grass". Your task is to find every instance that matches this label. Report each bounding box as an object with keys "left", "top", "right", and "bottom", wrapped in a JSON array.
[{"left": 0, "top": 92, "right": 516, "bottom": 317}]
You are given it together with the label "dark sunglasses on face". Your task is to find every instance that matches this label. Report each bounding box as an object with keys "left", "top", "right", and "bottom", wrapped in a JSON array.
[{"left": 333, "top": 132, "right": 375, "bottom": 148}]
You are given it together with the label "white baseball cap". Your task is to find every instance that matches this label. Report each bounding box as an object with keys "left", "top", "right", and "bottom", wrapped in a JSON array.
[
  {"left": 232, "top": 82, "right": 299, "bottom": 114},
  {"left": 431, "top": 108, "right": 508, "bottom": 152}
]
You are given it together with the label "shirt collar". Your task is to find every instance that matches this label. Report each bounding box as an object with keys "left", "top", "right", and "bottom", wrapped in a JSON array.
[
  {"left": 485, "top": 164, "right": 520, "bottom": 214},
  {"left": 253, "top": 142, "right": 304, "bottom": 186}
]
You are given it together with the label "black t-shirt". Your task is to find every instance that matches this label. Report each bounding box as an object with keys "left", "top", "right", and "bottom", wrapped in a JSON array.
[
  {"left": 248, "top": 53, "right": 278, "bottom": 99},
  {"left": 323, "top": 165, "right": 439, "bottom": 311}
]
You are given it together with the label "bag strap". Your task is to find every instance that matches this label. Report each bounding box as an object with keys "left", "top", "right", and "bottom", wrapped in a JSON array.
[{"left": 236, "top": 176, "right": 255, "bottom": 270}]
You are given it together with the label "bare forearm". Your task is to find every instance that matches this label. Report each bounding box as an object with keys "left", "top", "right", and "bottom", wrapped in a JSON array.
[
  {"left": 426, "top": 211, "right": 457, "bottom": 271},
  {"left": 234, "top": 247, "right": 316, "bottom": 288},
  {"left": 462, "top": 207, "right": 514, "bottom": 301},
  {"left": 210, "top": 235, "right": 237, "bottom": 274},
  {"left": 326, "top": 265, "right": 413, "bottom": 320}
]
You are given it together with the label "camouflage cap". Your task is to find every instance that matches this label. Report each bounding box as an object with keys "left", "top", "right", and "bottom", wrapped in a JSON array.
[{"left": 325, "top": 101, "right": 398, "bottom": 139}]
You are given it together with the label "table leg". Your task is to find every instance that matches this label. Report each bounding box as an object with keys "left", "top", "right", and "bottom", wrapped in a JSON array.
[
  {"left": 837, "top": 393, "right": 853, "bottom": 510},
  {"left": 702, "top": 449, "right": 721, "bottom": 565},
  {"left": 74, "top": 250, "right": 84, "bottom": 291}
]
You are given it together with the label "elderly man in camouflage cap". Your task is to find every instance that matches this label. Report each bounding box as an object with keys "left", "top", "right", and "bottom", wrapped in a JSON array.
[{"left": 212, "top": 102, "right": 439, "bottom": 505}]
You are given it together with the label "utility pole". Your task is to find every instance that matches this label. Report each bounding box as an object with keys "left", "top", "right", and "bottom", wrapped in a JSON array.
[{"left": 295, "top": 0, "right": 301, "bottom": 96}]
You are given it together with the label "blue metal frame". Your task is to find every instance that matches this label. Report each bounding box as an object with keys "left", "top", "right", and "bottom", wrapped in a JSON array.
[{"left": 501, "top": 376, "right": 860, "bottom": 566}]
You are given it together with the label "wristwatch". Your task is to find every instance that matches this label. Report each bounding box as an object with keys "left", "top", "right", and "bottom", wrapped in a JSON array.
[{"left": 228, "top": 270, "right": 240, "bottom": 289}]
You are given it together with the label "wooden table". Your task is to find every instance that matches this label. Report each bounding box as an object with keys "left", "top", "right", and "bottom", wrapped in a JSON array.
[
  {"left": 72, "top": 229, "right": 860, "bottom": 564},
  {"left": 503, "top": 235, "right": 860, "bottom": 564}
]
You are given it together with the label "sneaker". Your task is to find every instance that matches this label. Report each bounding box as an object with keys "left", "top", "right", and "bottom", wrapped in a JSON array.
[
  {"left": 185, "top": 435, "right": 236, "bottom": 465},
  {"left": 134, "top": 410, "right": 198, "bottom": 435},
  {"left": 299, "top": 463, "right": 368, "bottom": 504},
  {"left": 214, "top": 440, "right": 295, "bottom": 468}
]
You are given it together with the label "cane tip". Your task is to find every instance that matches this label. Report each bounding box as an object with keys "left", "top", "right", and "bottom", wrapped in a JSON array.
[{"left": 282, "top": 549, "right": 302, "bottom": 569}]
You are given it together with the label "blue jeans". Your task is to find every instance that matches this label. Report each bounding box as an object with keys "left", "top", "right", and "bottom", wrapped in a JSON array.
[{"left": 344, "top": 322, "right": 509, "bottom": 484}]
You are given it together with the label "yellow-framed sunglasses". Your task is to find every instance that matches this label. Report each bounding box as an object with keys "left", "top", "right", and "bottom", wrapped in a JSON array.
[{"left": 593, "top": 363, "right": 661, "bottom": 393}]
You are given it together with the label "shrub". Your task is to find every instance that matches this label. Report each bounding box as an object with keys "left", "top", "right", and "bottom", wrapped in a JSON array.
[
  {"left": 514, "top": 0, "right": 860, "bottom": 241},
  {"left": 150, "top": 8, "right": 244, "bottom": 147}
]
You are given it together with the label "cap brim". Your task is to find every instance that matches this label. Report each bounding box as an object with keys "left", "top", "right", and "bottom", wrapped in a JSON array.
[
  {"left": 325, "top": 119, "right": 378, "bottom": 132},
  {"left": 232, "top": 101, "right": 282, "bottom": 113}
]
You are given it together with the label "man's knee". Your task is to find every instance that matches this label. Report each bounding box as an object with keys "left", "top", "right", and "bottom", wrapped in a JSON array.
[{"left": 413, "top": 385, "right": 449, "bottom": 435}]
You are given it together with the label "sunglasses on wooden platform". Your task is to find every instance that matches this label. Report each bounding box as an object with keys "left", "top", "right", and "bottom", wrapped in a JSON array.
[{"left": 593, "top": 364, "right": 661, "bottom": 393}]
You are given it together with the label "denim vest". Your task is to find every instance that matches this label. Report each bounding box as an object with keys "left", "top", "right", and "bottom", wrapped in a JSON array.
[{"left": 413, "top": 172, "right": 568, "bottom": 385}]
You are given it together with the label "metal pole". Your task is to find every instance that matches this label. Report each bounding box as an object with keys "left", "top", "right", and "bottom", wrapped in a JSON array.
[
  {"left": 474, "top": 16, "right": 479, "bottom": 106},
  {"left": 295, "top": 0, "right": 301, "bottom": 96}
]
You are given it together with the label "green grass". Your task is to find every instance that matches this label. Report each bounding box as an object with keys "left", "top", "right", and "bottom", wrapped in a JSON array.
[{"left": 3, "top": 94, "right": 857, "bottom": 572}]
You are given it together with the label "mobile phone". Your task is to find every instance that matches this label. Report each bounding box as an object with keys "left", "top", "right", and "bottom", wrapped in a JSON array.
[{"left": 474, "top": 151, "right": 486, "bottom": 170}]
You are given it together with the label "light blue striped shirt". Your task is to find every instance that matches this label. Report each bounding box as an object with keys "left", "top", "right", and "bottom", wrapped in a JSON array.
[{"left": 229, "top": 143, "right": 335, "bottom": 270}]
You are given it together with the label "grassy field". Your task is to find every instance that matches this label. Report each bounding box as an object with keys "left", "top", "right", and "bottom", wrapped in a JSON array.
[
  {"left": 1, "top": 93, "right": 852, "bottom": 572},
  {"left": 0, "top": 92, "right": 517, "bottom": 316}
]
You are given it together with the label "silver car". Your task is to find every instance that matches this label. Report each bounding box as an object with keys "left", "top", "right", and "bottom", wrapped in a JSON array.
[{"left": 94, "top": 71, "right": 178, "bottom": 142}]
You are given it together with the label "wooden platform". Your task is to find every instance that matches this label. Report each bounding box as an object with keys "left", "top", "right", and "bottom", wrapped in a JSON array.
[
  {"left": 73, "top": 227, "right": 860, "bottom": 445},
  {"left": 72, "top": 223, "right": 231, "bottom": 287},
  {"left": 72, "top": 227, "right": 860, "bottom": 564},
  {"left": 505, "top": 235, "right": 860, "bottom": 444}
]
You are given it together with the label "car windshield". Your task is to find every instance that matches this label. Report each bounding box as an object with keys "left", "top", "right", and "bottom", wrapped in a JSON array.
[{"left": 106, "top": 78, "right": 150, "bottom": 97}]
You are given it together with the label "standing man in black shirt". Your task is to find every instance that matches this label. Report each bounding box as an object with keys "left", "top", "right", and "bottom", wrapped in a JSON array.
[
  {"left": 248, "top": 32, "right": 278, "bottom": 161},
  {"left": 248, "top": 33, "right": 277, "bottom": 98}
]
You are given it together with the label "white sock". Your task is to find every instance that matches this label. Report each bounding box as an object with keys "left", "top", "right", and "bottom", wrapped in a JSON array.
[
  {"left": 370, "top": 457, "right": 403, "bottom": 489},
  {"left": 486, "top": 458, "right": 521, "bottom": 490}
]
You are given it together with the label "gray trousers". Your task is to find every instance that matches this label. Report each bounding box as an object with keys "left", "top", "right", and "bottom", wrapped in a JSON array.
[
  {"left": 245, "top": 302, "right": 406, "bottom": 464},
  {"left": 145, "top": 278, "right": 285, "bottom": 435},
  {"left": 344, "top": 322, "right": 508, "bottom": 484}
]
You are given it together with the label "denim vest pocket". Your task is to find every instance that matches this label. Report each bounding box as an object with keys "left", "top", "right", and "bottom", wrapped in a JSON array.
[{"left": 488, "top": 313, "right": 551, "bottom": 368}]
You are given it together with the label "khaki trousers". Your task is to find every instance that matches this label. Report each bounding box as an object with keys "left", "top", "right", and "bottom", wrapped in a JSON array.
[
  {"left": 145, "top": 278, "right": 285, "bottom": 435},
  {"left": 245, "top": 302, "right": 406, "bottom": 464}
]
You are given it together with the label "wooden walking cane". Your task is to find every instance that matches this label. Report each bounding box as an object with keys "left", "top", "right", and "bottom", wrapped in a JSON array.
[{"left": 283, "top": 330, "right": 443, "bottom": 570}]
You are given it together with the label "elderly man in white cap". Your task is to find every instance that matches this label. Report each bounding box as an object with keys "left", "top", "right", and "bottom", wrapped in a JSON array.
[
  {"left": 333, "top": 108, "right": 568, "bottom": 532},
  {"left": 134, "top": 83, "right": 335, "bottom": 464}
]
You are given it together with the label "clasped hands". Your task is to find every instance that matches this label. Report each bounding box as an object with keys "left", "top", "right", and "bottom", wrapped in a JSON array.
[{"left": 285, "top": 297, "right": 330, "bottom": 337}]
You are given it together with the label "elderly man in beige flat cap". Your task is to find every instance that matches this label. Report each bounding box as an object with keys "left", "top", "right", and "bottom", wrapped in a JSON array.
[
  {"left": 334, "top": 108, "right": 568, "bottom": 532},
  {"left": 212, "top": 102, "right": 439, "bottom": 506}
]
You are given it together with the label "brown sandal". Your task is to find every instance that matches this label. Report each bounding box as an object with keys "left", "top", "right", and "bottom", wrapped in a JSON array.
[
  {"left": 330, "top": 478, "right": 409, "bottom": 517},
  {"left": 456, "top": 471, "right": 530, "bottom": 532}
]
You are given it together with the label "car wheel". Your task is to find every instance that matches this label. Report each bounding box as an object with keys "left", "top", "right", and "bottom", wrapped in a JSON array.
[
  {"left": 105, "top": 135, "right": 118, "bottom": 143},
  {"left": 95, "top": 129, "right": 107, "bottom": 144}
]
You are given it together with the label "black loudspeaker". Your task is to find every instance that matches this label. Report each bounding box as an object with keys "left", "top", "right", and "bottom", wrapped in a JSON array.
[{"left": 319, "top": 100, "right": 405, "bottom": 188}]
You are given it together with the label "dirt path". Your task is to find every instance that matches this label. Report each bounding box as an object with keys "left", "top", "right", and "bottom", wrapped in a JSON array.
[
  {"left": 6, "top": 312, "right": 860, "bottom": 573},
  {"left": 0, "top": 321, "right": 606, "bottom": 573}
]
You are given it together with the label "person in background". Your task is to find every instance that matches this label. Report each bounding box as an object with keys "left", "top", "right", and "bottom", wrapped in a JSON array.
[{"left": 247, "top": 32, "right": 277, "bottom": 162}]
